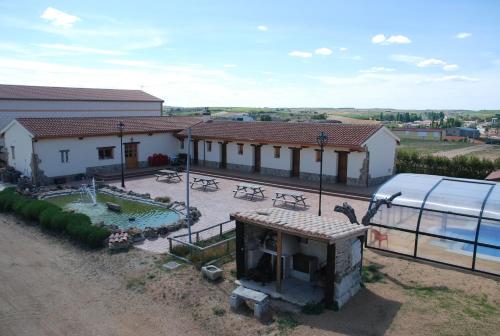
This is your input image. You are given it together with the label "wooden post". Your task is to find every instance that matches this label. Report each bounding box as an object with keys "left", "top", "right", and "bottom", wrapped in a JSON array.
[
  {"left": 235, "top": 221, "right": 245, "bottom": 279},
  {"left": 324, "top": 243, "right": 336, "bottom": 309},
  {"left": 276, "top": 231, "right": 283, "bottom": 293}
]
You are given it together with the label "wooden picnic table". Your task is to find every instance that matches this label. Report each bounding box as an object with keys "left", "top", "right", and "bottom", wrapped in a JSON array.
[
  {"left": 233, "top": 183, "right": 265, "bottom": 200},
  {"left": 272, "top": 190, "right": 307, "bottom": 208},
  {"left": 190, "top": 176, "right": 220, "bottom": 191},
  {"left": 155, "top": 169, "right": 182, "bottom": 182}
]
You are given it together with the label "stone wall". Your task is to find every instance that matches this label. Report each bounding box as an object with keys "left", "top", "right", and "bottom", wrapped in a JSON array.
[{"left": 334, "top": 238, "right": 363, "bottom": 309}]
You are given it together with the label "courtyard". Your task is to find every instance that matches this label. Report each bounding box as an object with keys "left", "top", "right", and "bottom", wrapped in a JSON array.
[{"left": 108, "top": 173, "right": 370, "bottom": 253}]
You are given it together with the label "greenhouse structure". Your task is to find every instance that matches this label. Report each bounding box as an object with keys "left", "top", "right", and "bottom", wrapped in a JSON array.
[{"left": 368, "top": 173, "right": 499, "bottom": 276}]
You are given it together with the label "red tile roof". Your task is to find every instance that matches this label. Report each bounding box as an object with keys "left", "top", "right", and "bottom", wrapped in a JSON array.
[
  {"left": 14, "top": 116, "right": 202, "bottom": 139},
  {"left": 485, "top": 170, "right": 500, "bottom": 182},
  {"left": 178, "top": 121, "right": 383, "bottom": 150},
  {"left": 0, "top": 84, "right": 163, "bottom": 102}
]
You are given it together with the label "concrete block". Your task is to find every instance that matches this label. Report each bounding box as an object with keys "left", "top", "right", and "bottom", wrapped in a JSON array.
[
  {"left": 229, "top": 294, "right": 243, "bottom": 310},
  {"left": 201, "top": 265, "right": 223, "bottom": 281},
  {"left": 351, "top": 239, "right": 362, "bottom": 267},
  {"left": 254, "top": 300, "right": 270, "bottom": 319}
]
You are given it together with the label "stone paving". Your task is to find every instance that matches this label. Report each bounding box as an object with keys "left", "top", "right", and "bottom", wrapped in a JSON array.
[{"left": 110, "top": 173, "right": 370, "bottom": 253}]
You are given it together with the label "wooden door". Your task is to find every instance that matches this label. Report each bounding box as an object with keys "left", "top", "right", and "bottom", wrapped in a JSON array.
[
  {"left": 124, "top": 143, "right": 139, "bottom": 170},
  {"left": 291, "top": 148, "right": 300, "bottom": 177},
  {"left": 337, "top": 151, "right": 348, "bottom": 184},
  {"left": 253, "top": 145, "right": 261, "bottom": 173},
  {"left": 220, "top": 142, "right": 227, "bottom": 168},
  {"left": 193, "top": 140, "right": 199, "bottom": 165}
]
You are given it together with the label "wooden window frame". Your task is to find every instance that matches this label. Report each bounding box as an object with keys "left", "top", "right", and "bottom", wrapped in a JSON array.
[
  {"left": 315, "top": 149, "right": 322, "bottom": 162},
  {"left": 60, "top": 149, "right": 69, "bottom": 163},
  {"left": 237, "top": 143, "right": 244, "bottom": 155},
  {"left": 180, "top": 139, "right": 185, "bottom": 149},
  {"left": 98, "top": 147, "right": 115, "bottom": 160},
  {"left": 207, "top": 141, "right": 212, "bottom": 152},
  {"left": 273, "top": 146, "right": 281, "bottom": 159},
  {"left": 10, "top": 146, "right": 15, "bottom": 160}
]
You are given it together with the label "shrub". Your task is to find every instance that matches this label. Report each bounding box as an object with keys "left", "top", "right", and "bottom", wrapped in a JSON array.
[
  {"left": 85, "top": 227, "right": 110, "bottom": 248},
  {"left": 39, "top": 207, "right": 62, "bottom": 230},
  {"left": 13, "top": 198, "right": 33, "bottom": 217},
  {"left": 2, "top": 193, "right": 22, "bottom": 212},
  {"left": 23, "top": 200, "right": 60, "bottom": 221},
  {"left": 49, "top": 211, "right": 71, "bottom": 232}
]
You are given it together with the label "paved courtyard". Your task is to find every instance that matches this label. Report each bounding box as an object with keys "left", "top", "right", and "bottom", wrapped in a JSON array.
[{"left": 110, "top": 173, "right": 370, "bottom": 253}]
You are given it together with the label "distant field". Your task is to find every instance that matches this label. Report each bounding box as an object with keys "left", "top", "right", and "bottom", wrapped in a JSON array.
[
  {"left": 467, "top": 145, "right": 500, "bottom": 160},
  {"left": 398, "top": 139, "right": 475, "bottom": 154}
]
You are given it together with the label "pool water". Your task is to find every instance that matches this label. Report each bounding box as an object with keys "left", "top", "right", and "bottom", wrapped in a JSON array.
[
  {"left": 442, "top": 225, "right": 500, "bottom": 258},
  {"left": 46, "top": 192, "right": 180, "bottom": 229}
]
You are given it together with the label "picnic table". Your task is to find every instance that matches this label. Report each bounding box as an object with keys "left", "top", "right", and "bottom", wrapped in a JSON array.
[
  {"left": 272, "top": 190, "right": 307, "bottom": 208},
  {"left": 233, "top": 183, "right": 265, "bottom": 200},
  {"left": 155, "top": 169, "right": 182, "bottom": 182},
  {"left": 190, "top": 176, "right": 220, "bottom": 191}
]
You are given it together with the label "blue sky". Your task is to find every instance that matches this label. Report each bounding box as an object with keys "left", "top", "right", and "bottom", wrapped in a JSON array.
[{"left": 1, "top": 0, "right": 499, "bottom": 109}]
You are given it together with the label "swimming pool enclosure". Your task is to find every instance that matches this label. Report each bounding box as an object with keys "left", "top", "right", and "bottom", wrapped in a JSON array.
[{"left": 367, "top": 173, "right": 500, "bottom": 276}]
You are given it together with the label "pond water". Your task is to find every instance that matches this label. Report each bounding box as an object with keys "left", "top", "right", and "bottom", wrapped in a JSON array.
[{"left": 46, "top": 192, "right": 180, "bottom": 229}]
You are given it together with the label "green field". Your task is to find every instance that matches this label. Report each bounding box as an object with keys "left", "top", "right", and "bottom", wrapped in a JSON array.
[{"left": 398, "top": 139, "right": 475, "bottom": 154}]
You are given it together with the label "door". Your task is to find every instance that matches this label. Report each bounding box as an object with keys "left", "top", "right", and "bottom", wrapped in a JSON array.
[
  {"left": 253, "top": 145, "right": 261, "bottom": 173},
  {"left": 124, "top": 143, "right": 139, "bottom": 170},
  {"left": 291, "top": 148, "right": 300, "bottom": 177},
  {"left": 193, "top": 140, "right": 199, "bottom": 165},
  {"left": 220, "top": 142, "right": 227, "bottom": 168},
  {"left": 337, "top": 151, "right": 348, "bottom": 184}
]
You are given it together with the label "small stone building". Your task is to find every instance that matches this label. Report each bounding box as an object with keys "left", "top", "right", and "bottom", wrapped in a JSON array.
[{"left": 230, "top": 208, "right": 368, "bottom": 309}]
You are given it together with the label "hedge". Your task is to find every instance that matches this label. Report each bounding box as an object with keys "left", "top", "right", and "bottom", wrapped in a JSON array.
[
  {"left": 396, "top": 150, "right": 498, "bottom": 179},
  {"left": 0, "top": 188, "right": 110, "bottom": 249}
]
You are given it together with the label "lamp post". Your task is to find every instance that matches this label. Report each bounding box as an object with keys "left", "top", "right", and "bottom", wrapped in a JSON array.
[
  {"left": 317, "top": 131, "right": 328, "bottom": 216},
  {"left": 186, "top": 127, "right": 192, "bottom": 243},
  {"left": 118, "top": 121, "right": 125, "bottom": 188}
]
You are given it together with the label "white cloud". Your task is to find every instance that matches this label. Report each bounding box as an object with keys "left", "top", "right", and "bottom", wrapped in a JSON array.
[
  {"left": 40, "top": 7, "right": 80, "bottom": 28},
  {"left": 455, "top": 32, "right": 471, "bottom": 39},
  {"left": 372, "top": 34, "right": 411, "bottom": 45},
  {"left": 223, "top": 64, "right": 237, "bottom": 68},
  {"left": 103, "top": 59, "right": 152, "bottom": 67},
  {"left": 371, "top": 34, "right": 386, "bottom": 44},
  {"left": 420, "top": 75, "right": 479, "bottom": 83},
  {"left": 314, "top": 47, "right": 332, "bottom": 56},
  {"left": 359, "top": 67, "right": 396, "bottom": 73},
  {"left": 417, "top": 58, "right": 447, "bottom": 67},
  {"left": 443, "top": 64, "right": 459, "bottom": 71},
  {"left": 257, "top": 25, "right": 268, "bottom": 31},
  {"left": 288, "top": 51, "right": 312, "bottom": 58},
  {"left": 123, "top": 37, "right": 164, "bottom": 50},
  {"left": 339, "top": 47, "right": 348, "bottom": 52},
  {"left": 36, "top": 43, "right": 123, "bottom": 55}
]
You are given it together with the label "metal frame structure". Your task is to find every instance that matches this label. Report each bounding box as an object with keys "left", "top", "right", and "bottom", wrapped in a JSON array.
[{"left": 366, "top": 174, "right": 499, "bottom": 277}]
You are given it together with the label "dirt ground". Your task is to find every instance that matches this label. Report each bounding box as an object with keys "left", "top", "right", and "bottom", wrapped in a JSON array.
[
  {"left": 1, "top": 214, "right": 499, "bottom": 336},
  {"left": 434, "top": 144, "right": 499, "bottom": 159}
]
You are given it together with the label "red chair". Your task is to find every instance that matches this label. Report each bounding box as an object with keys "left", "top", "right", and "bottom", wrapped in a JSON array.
[{"left": 371, "top": 229, "right": 389, "bottom": 248}]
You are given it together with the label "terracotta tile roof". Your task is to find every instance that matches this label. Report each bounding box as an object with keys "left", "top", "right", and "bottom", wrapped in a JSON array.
[
  {"left": 0, "top": 84, "right": 163, "bottom": 102},
  {"left": 179, "top": 121, "right": 382, "bottom": 150},
  {"left": 14, "top": 116, "right": 202, "bottom": 139},
  {"left": 230, "top": 208, "right": 368, "bottom": 243},
  {"left": 486, "top": 170, "right": 500, "bottom": 181}
]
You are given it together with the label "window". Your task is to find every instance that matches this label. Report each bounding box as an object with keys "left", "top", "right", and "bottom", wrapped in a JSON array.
[
  {"left": 10, "top": 146, "right": 15, "bottom": 160},
  {"left": 98, "top": 147, "right": 114, "bottom": 160},
  {"left": 60, "top": 150, "right": 69, "bottom": 163},
  {"left": 274, "top": 146, "right": 281, "bottom": 158},
  {"left": 207, "top": 141, "right": 212, "bottom": 152},
  {"left": 237, "top": 143, "right": 244, "bottom": 155},
  {"left": 315, "top": 149, "right": 322, "bottom": 162},
  {"left": 180, "top": 139, "right": 185, "bottom": 149}
]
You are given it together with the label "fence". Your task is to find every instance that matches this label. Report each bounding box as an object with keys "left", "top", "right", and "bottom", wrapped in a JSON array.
[{"left": 168, "top": 220, "right": 236, "bottom": 266}]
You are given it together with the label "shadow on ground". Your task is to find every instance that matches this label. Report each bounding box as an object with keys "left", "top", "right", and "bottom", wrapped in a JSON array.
[{"left": 298, "top": 288, "right": 401, "bottom": 336}]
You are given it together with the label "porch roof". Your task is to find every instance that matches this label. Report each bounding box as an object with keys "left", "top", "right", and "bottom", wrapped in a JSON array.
[{"left": 230, "top": 208, "right": 367, "bottom": 244}]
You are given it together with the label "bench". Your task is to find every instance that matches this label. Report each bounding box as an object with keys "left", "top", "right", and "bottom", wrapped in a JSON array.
[{"left": 229, "top": 286, "right": 269, "bottom": 319}]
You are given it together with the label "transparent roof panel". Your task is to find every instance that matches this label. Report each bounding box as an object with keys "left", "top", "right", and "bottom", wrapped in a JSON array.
[
  {"left": 373, "top": 174, "right": 442, "bottom": 208},
  {"left": 483, "top": 185, "right": 500, "bottom": 221},
  {"left": 373, "top": 174, "right": 499, "bottom": 218},
  {"left": 424, "top": 179, "right": 492, "bottom": 217}
]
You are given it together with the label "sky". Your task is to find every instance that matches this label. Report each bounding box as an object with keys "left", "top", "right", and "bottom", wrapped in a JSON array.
[{"left": 0, "top": 0, "right": 500, "bottom": 109}]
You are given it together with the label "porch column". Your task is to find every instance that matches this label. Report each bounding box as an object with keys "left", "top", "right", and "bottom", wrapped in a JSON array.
[
  {"left": 324, "top": 243, "right": 336, "bottom": 309},
  {"left": 235, "top": 221, "right": 245, "bottom": 279},
  {"left": 276, "top": 231, "right": 283, "bottom": 293}
]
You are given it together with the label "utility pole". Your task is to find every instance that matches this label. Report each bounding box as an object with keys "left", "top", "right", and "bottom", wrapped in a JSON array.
[{"left": 186, "top": 127, "right": 192, "bottom": 243}]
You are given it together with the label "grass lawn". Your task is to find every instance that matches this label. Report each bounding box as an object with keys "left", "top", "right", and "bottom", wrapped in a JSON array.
[{"left": 398, "top": 139, "right": 475, "bottom": 154}]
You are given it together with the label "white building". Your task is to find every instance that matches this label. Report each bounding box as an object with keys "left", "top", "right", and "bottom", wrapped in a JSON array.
[
  {"left": 178, "top": 121, "right": 399, "bottom": 186},
  {"left": 1, "top": 116, "right": 201, "bottom": 184}
]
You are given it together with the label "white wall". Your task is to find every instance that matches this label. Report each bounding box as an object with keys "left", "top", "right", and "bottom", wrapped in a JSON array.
[
  {"left": 300, "top": 148, "right": 338, "bottom": 176},
  {"left": 33, "top": 132, "right": 178, "bottom": 177},
  {"left": 347, "top": 152, "right": 366, "bottom": 179},
  {"left": 0, "top": 100, "right": 162, "bottom": 130},
  {"left": 364, "top": 128, "right": 397, "bottom": 178},
  {"left": 260, "top": 145, "right": 291, "bottom": 171},
  {"left": 3, "top": 122, "right": 33, "bottom": 176},
  {"left": 226, "top": 142, "right": 254, "bottom": 166}
]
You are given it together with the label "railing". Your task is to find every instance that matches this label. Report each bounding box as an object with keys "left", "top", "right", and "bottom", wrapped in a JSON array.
[{"left": 168, "top": 220, "right": 236, "bottom": 266}]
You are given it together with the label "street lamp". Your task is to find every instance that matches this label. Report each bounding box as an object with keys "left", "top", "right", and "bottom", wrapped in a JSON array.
[
  {"left": 317, "top": 131, "right": 328, "bottom": 216},
  {"left": 118, "top": 121, "right": 125, "bottom": 188}
]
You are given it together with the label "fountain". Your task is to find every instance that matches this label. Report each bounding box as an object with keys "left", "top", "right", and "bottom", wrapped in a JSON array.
[{"left": 80, "top": 178, "right": 97, "bottom": 205}]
